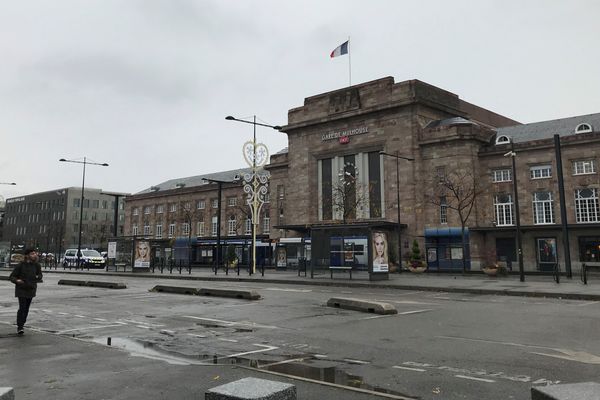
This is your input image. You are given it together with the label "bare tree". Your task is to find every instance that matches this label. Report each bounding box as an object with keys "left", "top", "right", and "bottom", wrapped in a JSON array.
[
  {"left": 330, "top": 164, "right": 371, "bottom": 223},
  {"left": 426, "top": 168, "right": 483, "bottom": 272}
]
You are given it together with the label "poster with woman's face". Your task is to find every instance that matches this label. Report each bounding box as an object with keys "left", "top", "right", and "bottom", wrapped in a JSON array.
[
  {"left": 372, "top": 231, "right": 388, "bottom": 272},
  {"left": 134, "top": 240, "right": 151, "bottom": 268},
  {"left": 276, "top": 248, "right": 287, "bottom": 267}
]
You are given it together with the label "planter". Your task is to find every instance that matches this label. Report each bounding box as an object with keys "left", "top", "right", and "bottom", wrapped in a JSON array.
[
  {"left": 482, "top": 266, "right": 499, "bottom": 277},
  {"left": 407, "top": 261, "right": 427, "bottom": 273}
]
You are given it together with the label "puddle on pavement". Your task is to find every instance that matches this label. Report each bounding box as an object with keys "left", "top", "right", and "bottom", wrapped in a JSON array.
[
  {"left": 232, "top": 356, "right": 415, "bottom": 398},
  {"left": 90, "top": 337, "right": 413, "bottom": 398}
]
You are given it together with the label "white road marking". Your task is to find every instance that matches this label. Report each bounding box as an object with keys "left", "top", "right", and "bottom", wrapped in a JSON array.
[
  {"left": 93, "top": 318, "right": 107, "bottom": 321},
  {"left": 57, "top": 324, "right": 124, "bottom": 334},
  {"left": 182, "top": 316, "right": 279, "bottom": 329},
  {"left": 262, "top": 358, "right": 305, "bottom": 367},
  {"left": 577, "top": 301, "right": 599, "bottom": 307},
  {"left": 437, "top": 335, "right": 600, "bottom": 364},
  {"left": 393, "top": 365, "right": 425, "bottom": 372},
  {"left": 74, "top": 315, "right": 86, "bottom": 318},
  {"left": 136, "top": 325, "right": 151, "bottom": 329},
  {"left": 187, "top": 333, "right": 207, "bottom": 338},
  {"left": 121, "top": 319, "right": 164, "bottom": 327},
  {"left": 361, "top": 314, "right": 395, "bottom": 320},
  {"left": 343, "top": 358, "right": 370, "bottom": 365},
  {"left": 314, "top": 354, "right": 328, "bottom": 359},
  {"left": 399, "top": 309, "right": 432, "bottom": 315},
  {"left": 218, "top": 338, "right": 238, "bottom": 343},
  {"left": 264, "top": 288, "right": 312, "bottom": 293},
  {"left": 58, "top": 312, "right": 69, "bottom": 315},
  {"left": 455, "top": 375, "right": 495, "bottom": 383},
  {"left": 223, "top": 344, "right": 278, "bottom": 359},
  {"left": 41, "top": 309, "right": 53, "bottom": 313}
]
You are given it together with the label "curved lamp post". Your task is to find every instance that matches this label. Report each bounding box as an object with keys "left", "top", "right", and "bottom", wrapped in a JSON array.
[
  {"left": 59, "top": 157, "right": 108, "bottom": 267},
  {"left": 226, "top": 115, "right": 281, "bottom": 274},
  {"left": 503, "top": 141, "right": 525, "bottom": 282},
  {"left": 379, "top": 151, "right": 414, "bottom": 271}
]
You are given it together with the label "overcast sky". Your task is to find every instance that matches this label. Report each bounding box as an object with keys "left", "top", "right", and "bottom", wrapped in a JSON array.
[{"left": 1, "top": 0, "right": 599, "bottom": 201}]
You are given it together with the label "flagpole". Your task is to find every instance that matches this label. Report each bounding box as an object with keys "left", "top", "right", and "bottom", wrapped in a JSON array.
[{"left": 348, "top": 37, "right": 351, "bottom": 87}]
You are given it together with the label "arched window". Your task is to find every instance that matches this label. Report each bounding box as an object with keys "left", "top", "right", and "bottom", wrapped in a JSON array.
[
  {"left": 575, "top": 123, "right": 592, "bottom": 134},
  {"left": 495, "top": 135, "right": 511, "bottom": 145}
]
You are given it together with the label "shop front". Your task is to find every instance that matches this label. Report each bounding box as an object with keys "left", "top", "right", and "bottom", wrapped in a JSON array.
[{"left": 425, "top": 228, "right": 471, "bottom": 271}]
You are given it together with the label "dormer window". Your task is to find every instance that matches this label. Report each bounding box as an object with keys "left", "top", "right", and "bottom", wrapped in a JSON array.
[
  {"left": 575, "top": 123, "right": 592, "bottom": 134},
  {"left": 495, "top": 135, "right": 511, "bottom": 145}
]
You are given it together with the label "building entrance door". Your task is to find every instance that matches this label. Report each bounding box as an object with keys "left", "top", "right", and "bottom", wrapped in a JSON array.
[{"left": 495, "top": 238, "right": 516, "bottom": 271}]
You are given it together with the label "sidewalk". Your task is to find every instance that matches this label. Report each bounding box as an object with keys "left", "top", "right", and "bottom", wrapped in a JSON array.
[{"left": 4, "top": 266, "right": 600, "bottom": 301}]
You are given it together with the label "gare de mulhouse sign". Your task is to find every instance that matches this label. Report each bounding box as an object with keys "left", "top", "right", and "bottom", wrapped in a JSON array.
[{"left": 321, "top": 126, "right": 369, "bottom": 143}]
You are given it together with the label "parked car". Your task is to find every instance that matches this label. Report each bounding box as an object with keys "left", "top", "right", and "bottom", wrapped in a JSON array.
[{"left": 63, "top": 249, "right": 106, "bottom": 268}]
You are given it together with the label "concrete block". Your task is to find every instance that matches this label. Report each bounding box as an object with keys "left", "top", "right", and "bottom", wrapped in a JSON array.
[
  {"left": 198, "top": 288, "right": 261, "bottom": 300},
  {"left": 327, "top": 297, "right": 398, "bottom": 315},
  {"left": 149, "top": 285, "right": 198, "bottom": 295},
  {"left": 86, "top": 281, "right": 127, "bottom": 289},
  {"left": 206, "top": 377, "right": 296, "bottom": 400},
  {"left": 531, "top": 382, "right": 600, "bottom": 400},
  {"left": 0, "top": 387, "right": 14, "bottom": 400},
  {"left": 57, "top": 279, "right": 88, "bottom": 286}
]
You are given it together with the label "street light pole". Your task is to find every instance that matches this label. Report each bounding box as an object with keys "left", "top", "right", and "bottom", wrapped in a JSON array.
[
  {"left": 226, "top": 115, "right": 281, "bottom": 274},
  {"left": 60, "top": 157, "right": 108, "bottom": 268},
  {"left": 380, "top": 151, "right": 414, "bottom": 272},
  {"left": 504, "top": 142, "right": 525, "bottom": 282}
]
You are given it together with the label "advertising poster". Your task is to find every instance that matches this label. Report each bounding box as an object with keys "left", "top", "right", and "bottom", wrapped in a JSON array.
[
  {"left": 134, "top": 240, "right": 151, "bottom": 268},
  {"left": 537, "top": 238, "right": 557, "bottom": 264},
  {"left": 107, "top": 242, "right": 117, "bottom": 259},
  {"left": 277, "top": 247, "right": 287, "bottom": 268},
  {"left": 372, "top": 231, "right": 389, "bottom": 273}
]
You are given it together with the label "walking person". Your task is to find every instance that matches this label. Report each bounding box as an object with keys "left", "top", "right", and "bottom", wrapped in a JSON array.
[{"left": 9, "top": 248, "right": 43, "bottom": 335}]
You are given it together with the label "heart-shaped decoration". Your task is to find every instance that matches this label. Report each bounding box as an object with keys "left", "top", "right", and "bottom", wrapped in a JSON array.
[{"left": 243, "top": 141, "right": 269, "bottom": 167}]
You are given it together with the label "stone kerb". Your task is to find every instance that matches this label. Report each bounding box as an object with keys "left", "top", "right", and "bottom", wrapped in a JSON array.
[
  {"left": 531, "top": 382, "right": 600, "bottom": 400},
  {"left": 0, "top": 387, "right": 14, "bottom": 400},
  {"left": 205, "top": 377, "right": 296, "bottom": 400}
]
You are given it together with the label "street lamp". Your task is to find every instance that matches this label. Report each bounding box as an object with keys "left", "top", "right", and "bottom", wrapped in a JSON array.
[
  {"left": 202, "top": 176, "right": 239, "bottom": 275},
  {"left": 503, "top": 141, "right": 525, "bottom": 282},
  {"left": 226, "top": 115, "right": 281, "bottom": 274},
  {"left": 59, "top": 157, "right": 108, "bottom": 267},
  {"left": 380, "top": 151, "right": 414, "bottom": 272}
]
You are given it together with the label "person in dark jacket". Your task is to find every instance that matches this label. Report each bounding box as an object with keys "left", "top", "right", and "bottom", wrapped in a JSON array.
[{"left": 9, "top": 248, "right": 43, "bottom": 335}]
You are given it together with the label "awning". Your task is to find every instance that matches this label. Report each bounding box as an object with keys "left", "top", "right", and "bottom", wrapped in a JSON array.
[{"left": 425, "top": 227, "right": 469, "bottom": 237}]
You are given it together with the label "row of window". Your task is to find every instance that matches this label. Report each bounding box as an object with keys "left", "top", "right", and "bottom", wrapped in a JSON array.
[
  {"left": 132, "top": 216, "right": 271, "bottom": 238},
  {"left": 131, "top": 196, "right": 265, "bottom": 216},
  {"left": 490, "top": 188, "right": 599, "bottom": 226},
  {"left": 6, "top": 198, "right": 66, "bottom": 213},
  {"left": 4, "top": 211, "right": 66, "bottom": 225},
  {"left": 72, "top": 199, "right": 123, "bottom": 210},
  {"left": 492, "top": 159, "right": 597, "bottom": 183}
]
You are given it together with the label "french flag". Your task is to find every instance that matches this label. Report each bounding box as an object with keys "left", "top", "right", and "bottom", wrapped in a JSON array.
[{"left": 330, "top": 40, "right": 349, "bottom": 58}]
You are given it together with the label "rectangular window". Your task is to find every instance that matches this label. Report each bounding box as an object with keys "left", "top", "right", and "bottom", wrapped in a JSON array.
[
  {"left": 245, "top": 218, "right": 252, "bottom": 234},
  {"left": 263, "top": 216, "right": 270, "bottom": 234},
  {"left": 83, "top": 199, "right": 90, "bottom": 208},
  {"left": 92, "top": 200, "right": 99, "bottom": 208},
  {"left": 368, "top": 151, "right": 382, "bottom": 218},
  {"left": 533, "top": 191, "right": 555, "bottom": 224},
  {"left": 440, "top": 196, "right": 448, "bottom": 224},
  {"left": 321, "top": 158, "right": 332, "bottom": 220},
  {"left": 492, "top": 169, "right": 512, "bottom": 183},
  {"left": 227, "top": 197, "right": 237, "bottom": 207},
  {"left": 182, "top": 223, "right": 190, "bottom": 236},
  {"left": 144, "top": 206, "right": 151, "bottom": 214},
  {"left": 102, "top": 200, "right": 108, "bottom": 209},
  {"left": 197, "top": 221, "right": 205, "bottom": 236},
  {"left": 573, "top": 160, "right": 596, "bottom": 175},
  {"left": 575, "top": 188, "right": 600, "bottom": 223},
  {"left": 73, "top": 198, "right": 80, "bottom": 208},
  {"left": 169, "top": 203, "right": 177, "bottom": 212},
  {"left": 91, "top": 212, "right": 97, "bottom": 221},
  {"left": 228, "top": 217, "right": 236, "bottom": 235},
  {"left": 132, "top": 225, "right": 138, "bottom": 235},
  {"left": 343, "top": 154, "right": 357, "bottom": 220},
  {"left": 168, "top": 223, "right": 176, "bottom": 238},
  {"left": 211, "top": 216, "right": 218, "bottom": 236},
  {"left": 211, "top": 199, "right": 218, "bottom": 209},
  {"left": 143, "top": 225, "right": 151, "bottom": 235},
  {"left": 156, "top": 224, "right": 162, "bottom": 239},
  {"left": 494, "top": 193, "right": 514, "bottom": 226},
  {"left": 156, "top": 205, "right": 164, "bottom": 214},
  {"left": 197, "top": 200, "right": 205, "bottom": 210},
  {"left": 277, "top": 185, "right": 285, "bottom": 200},
  {"left": 530, "top": 165, "right": 552, "bottom": 179},
  {"left": 133, "top": 207, "right": 139, "bottom": 216}
]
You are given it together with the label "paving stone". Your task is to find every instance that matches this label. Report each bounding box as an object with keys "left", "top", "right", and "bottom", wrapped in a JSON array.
[{"left": 205, "top": 377, "right": 296, "bottom": 400}]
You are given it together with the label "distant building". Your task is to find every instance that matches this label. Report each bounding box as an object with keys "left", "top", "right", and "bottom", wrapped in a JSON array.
[{"left": 3, "top": 188, "right": 127, "bottom": 254}]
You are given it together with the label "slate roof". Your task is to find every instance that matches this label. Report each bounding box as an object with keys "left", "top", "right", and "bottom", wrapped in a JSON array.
[
  {"left": 497, "top": 113, "right": 600, "bottom": 143},
  {"left": 135, "top": 167, "right": 265, "bottom": 195}
]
